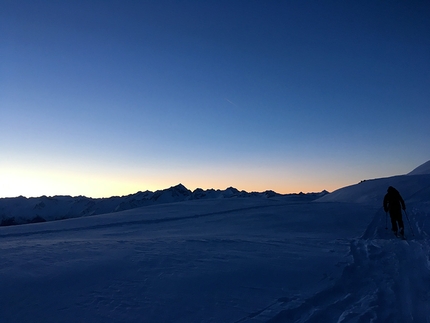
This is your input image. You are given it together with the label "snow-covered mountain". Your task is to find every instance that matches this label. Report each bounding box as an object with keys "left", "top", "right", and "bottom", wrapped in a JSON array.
[
  {"left": 1, "top": 161, "right": 430, "bottom": 322},
  {"left": 2, "top": 160, "right": 428, "bottom": 226},
  {"left": 408, "top": 160, "right": 430, "bottom": 175},
  {"left": 316, "top": 160, "right": 430, "bottom": 207},
  {"left": 1, "top": 160, "right": 430, "bottom": 322},
  {"left": 0, "top": 184, "right": 328, "bottom": 226}
]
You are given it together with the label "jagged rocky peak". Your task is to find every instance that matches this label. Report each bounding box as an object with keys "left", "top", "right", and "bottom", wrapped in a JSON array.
[
  {"left": 224, "top": 187, "right": 240, "bottom": 194},
  {"left": 170, "top": 183, "right": 191, "bottom": 193},
  {"left": 151, "top": 183, "right": 192, "bottom": 202}
]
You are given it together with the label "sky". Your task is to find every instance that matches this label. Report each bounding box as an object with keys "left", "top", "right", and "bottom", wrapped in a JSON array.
[{"left": 1, "top": 0, "right": 430, "bottom": 198}]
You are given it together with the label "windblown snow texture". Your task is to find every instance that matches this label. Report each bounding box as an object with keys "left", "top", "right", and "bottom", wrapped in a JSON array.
[{"left": 1, "top": 160, "right": 430, "bottom": 322}]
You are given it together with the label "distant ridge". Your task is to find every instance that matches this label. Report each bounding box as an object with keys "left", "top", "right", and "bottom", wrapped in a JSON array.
[{"left": 0, "top": 184, "right": 328, "bottom": 226}]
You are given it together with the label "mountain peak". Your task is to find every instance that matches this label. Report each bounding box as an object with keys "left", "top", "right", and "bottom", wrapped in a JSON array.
[{"left": 171, "top": 183, "right": 189, "bottom": 191}]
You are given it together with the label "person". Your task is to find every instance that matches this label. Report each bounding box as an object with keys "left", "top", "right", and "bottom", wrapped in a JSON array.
[{"left": 383, "top": 186, "right": 406, "bottom": 236}]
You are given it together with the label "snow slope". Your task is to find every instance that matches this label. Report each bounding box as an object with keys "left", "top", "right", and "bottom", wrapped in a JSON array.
[
  {"left": 315, "top": 174, "right": 430, "bottom": 207},
  {"left": 317, "top": 159, "right": 430, "bottom": 206},
  {"left": 1, "top": 162, "right": 430, "bottom": 322},
  {"left": 408, "top": 160, "right": 430, "bottom": 175},
  {"left": 0, "top": 197, "right": 377, "bottom": 323}
]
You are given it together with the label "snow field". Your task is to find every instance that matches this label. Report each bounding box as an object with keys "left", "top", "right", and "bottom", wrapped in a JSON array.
[
  {"left": 1, "top": 168, "right": 430, "bottom": 322},
  {"left": 1, "top": 199, "right": 374, "bottom": 323}
]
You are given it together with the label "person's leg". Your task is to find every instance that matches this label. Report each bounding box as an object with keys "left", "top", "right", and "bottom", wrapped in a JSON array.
[
  {"left": 397, "top": 213, "right": 405, "bottom": 234},
  {"left": 390, "top": 215, "right": 398, "bottom": 233},
  {"left": 391, "top": 211, "right": 404, "bottom": 235}
]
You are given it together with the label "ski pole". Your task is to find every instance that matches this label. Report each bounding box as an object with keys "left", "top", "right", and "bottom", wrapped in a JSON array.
[
  {"left": 404, "top": 209, "right": 415, "bottom": 236},
  {"left": 385, "top": 212, "right": 388, "bottom": 230}
]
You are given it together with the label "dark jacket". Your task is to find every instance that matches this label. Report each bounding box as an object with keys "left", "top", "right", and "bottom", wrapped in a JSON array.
[{"left": 383, "top": 186, "right": 405, "bottom": 213}]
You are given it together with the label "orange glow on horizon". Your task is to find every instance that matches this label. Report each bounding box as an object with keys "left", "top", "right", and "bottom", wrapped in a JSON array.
[{"left": 1, "top": 166, "right": 342, "bottom": 198}]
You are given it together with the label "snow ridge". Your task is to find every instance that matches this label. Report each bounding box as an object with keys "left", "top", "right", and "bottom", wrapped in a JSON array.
[
  {"left": 408, "top": 160, "right": 430, "bottom": 175},
  {"left": 316, "top": 174, "right": 430, "bottom": 207}
]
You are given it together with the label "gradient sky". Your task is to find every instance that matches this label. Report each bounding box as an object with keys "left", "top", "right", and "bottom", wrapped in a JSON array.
[{"left": 1, "top": 0, "right": 430, "bottom": 198}]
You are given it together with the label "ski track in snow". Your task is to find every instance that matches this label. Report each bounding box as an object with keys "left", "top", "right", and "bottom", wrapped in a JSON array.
[
  {"left": 258, "top": 240, "right": 430, "bottom": 323},
  {"left": 238, "top": 207, "right": 430, "bottom": 323}
]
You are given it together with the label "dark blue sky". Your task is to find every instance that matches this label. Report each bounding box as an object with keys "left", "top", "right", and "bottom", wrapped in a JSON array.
[{"left": 1, "top": 0, "right": 430, "bottom": 197}]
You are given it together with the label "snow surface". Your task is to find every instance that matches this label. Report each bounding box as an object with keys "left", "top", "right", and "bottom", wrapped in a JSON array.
[
  {"left": 408, "top": 160, "right": 430, "bottom": 176},
  {"left": 1, "top": 162, "right": 430, "bottom": 322}
]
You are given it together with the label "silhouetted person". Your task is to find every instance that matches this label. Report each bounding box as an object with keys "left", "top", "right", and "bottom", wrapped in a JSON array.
[{"left": 383, "top": 186, "right": 406, "bottom": 236}]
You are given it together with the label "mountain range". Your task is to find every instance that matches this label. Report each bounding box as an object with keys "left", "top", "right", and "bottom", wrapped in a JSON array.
[
  {"left": 2, "top": 159, "right": 429, "bottom": 226},
  {"left": 0, "top": 184, "right": 328, "bottom": 226}
]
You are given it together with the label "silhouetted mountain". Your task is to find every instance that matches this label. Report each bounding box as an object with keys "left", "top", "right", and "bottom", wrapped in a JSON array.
[
  {"left": 5, "top": 158, "right": 429, "bottom": 226},
  {"left": 0, "top": 184, "right": 327, "bottom": 226}
]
